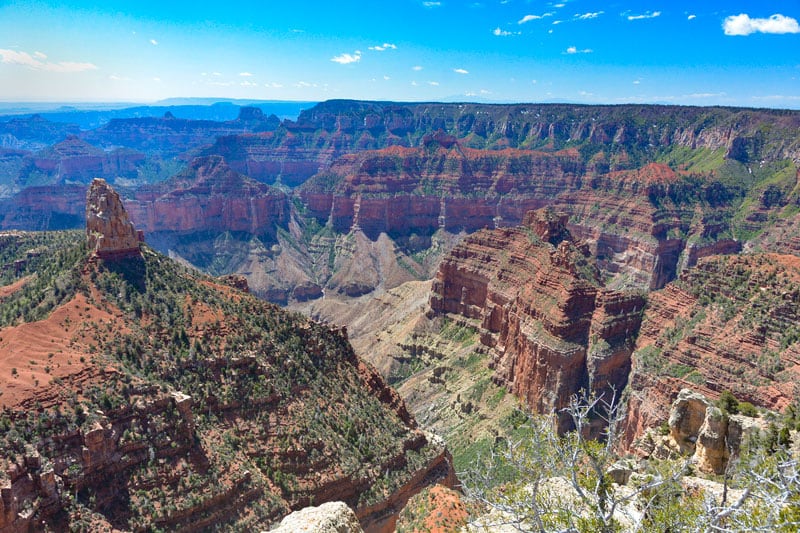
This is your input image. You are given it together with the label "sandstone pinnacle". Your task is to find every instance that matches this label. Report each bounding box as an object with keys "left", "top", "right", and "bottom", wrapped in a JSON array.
[{"left": 86, "top": 178, "right": 143, "bottom": 259}]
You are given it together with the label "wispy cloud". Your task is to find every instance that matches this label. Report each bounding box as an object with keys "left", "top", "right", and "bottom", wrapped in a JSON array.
[
  {"left": 240, "top": 80, "right": 257, "bottom": 87},
  {"left": 723, "top": 14, "right": 800, "bottom": 36},
  {"left": 0, "top": 49, "right": 98, "bottom": 72},
  {"left": 33, "top": 51, "right": 47, "bottom": 59},
  {"left": 687, "top": 14, "right": 696, "bottom": 20},
  {"left": 150, "top": 39, "right": 158, "bottom": 45},
  {"left": 565, "top": 46, "right": 593, "bottom": 54},
  {"left": 627, "top": 11, "right": 661, "bottom": 21},
  {"left": 331, "top": 50, "right": 362, "bottom": 64},
  {"left": 493, "top": 27, "right": 520, "bottom": 36},
  {"left": 265, "top": 82, "right": 283, "bottom": 88},
  {"left": 454, "top": 68, "right": 469, "bottom": 74},
  {"left": 428, "top": 81, "right": 440, "bottom": 86},
  {"left": 575, "top": 11, "right": 603, "bottom": 20},
  {"left": 422, "top": 1, "right": 441, "bottom": 7},
  {"left": 239, "top": 72, "right": 253, "bottom": 77},
  {"left": 295, "top": 81, "right": 317, "bottom": 88},
  {"left": 519, "top": 14, "right": 551, "bottom": 24},
  {"left": 412, "top": 65, "right": 423, "bottom": 71},
  {"left": 368, "top": 43, "right": 397, "bottom": 51}
]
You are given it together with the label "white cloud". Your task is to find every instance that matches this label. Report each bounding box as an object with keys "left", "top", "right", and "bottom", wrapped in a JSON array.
[
  {"left": 295, "top": 81, "right": 317, "bottom": 88},
  {"left": 429, "top": 81, "right": 440, "bottom": 86},
  {"left": 633, "top": 79, "right": 641, "bottom": 84},
  {"left": 150, "top": 39, "right": 158, "bottom": 45},
  {"left": 265, "top": 82, "right": 284, "bottom": 88},
  {"left": 493, "top": 27, "right": 520, "bottom": 36},
  {"left": 565, "top": 46, "right": 593, "bottom": 54},
  {"left": 331, "top": 51, "right": 361, "bottom": 64},
  {"left": 0, "top": 49, "right": 98, "bottom": 72},
  {"left": 33, "top": 51, "right": 47, "bottom": 59},
  {"left": 383, "top": 75, "right": 390, "bottom": 80},
  {"left": 239, "top": 72, "right": 253, "bottom": 77},
  {"left": 368, "top": 43, "right": 397, "bottom": 51},
  {"left": 517, "top": 14, "right": 547, "bottom": 24},
  {"left": 212, "top": 72, "right": 222, "bottom": 76},
  {"left": 454, "top": 68, "right": 469, "bottom": 74},
  {"left": 723, "top": 14, "right": 800, "bottom": 36},
  {"left": 554, "top": 3, "right": 565, "bottom": 7},
  {"left": 688, "top": 14, "right": 696, "bottom": 20},
  {"left": 576, "top": 11, "right": 603, "bottom": 20},
  {"left": 152, "top": 77, "right": 161, "bottom": 82},
  {"left": 627, "top": 11, "right": 661, "bottom": 21},
  {"left": 552, "top": 20, "right": 562, "bottom": 25},
  {"left": 422, "top": 1, "right": 441, "bottom": 7},
  {"left": 412, "top": 65, "right": 423, "bottom": 71},
  {"left": 411, "top": 81, "right": 418, "bottom": 86},
  {"left": 240, "top": 80, "right": 257, "bottom": 87}
]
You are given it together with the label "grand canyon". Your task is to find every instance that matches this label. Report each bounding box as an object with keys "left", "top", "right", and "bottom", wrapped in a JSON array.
[
  {"left": 0, "top": 97, "right": 798, "bottom": 531},
  {"left": 2, "top": 1, "right": 800, "bottom": 530}
]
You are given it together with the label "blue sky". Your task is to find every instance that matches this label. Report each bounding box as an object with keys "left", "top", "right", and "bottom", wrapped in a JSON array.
[{"left": 1, "top": 1, "right": 799, "bottom": 108}]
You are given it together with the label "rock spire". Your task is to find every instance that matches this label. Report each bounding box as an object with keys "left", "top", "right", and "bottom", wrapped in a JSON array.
[{"left": 86, "top": 178, "right": 143, "bottom": 259}]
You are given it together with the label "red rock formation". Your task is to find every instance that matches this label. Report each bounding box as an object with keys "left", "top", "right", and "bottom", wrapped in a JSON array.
[
  {"left": 85, "top": 178, "right": 142, "bottom": 259},
  {"left": 125, "top": 155, "right": 289, "bottom": 237},
  {"left": 430, "top": 208, "right": 644, "bottom": 432},
  {"left": 300, "top": 144, "right": 734, "bottom": 290}
]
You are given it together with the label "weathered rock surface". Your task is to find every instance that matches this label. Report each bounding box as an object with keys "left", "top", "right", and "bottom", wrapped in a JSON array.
[
  {"left": 430, "top": 208, "right": 644, "bottom": 431},
  {"left": 661, "top": 389, "right": 763, "bottom": 474},
  {"left": 270, "top": 501, "right": 364, "bottom": 533},
  {"left": 85, "top": 178, "right": 143, "bottom": 259}
]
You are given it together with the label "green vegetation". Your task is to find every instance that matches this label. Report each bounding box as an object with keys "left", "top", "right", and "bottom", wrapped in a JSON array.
[{"left": 0, "top": 235, "right": 440, "bottom": 531}]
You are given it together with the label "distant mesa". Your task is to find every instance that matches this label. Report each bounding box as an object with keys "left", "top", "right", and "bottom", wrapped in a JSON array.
[{"left": 85, "top": 178, "right": 144, "bottom": 260}]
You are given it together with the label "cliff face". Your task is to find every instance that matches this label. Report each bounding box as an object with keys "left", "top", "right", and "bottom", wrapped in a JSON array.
[
  {"left": 126, "top": 155, "right": 289, "bottom": 237},
  {"left": 622, "top": 253, "right": 800, "bottom": 447},
  {"left": 429, "top": 208, "right": 644, "bottom": 431},
  {"left": 300, "top": 145, "right": 734, "bottom": 290}
]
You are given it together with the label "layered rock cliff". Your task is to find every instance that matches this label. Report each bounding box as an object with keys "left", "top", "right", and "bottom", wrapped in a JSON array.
[
  {"left": 299, "top": 143, "right": 746, "bottom": 291},
  {"left": 429, "top": 208, "right": 644, "bottom": 431},
  {"left": 622, "top": 253, "right": 800, "bottom": 447}
]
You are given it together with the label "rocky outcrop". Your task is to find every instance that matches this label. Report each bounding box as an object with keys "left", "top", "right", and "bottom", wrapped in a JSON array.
[
  {"left": 85, "top": 178, "right": 143, "bottom": 259},
  {"left": 430, "top": 208, "right": 644, "bottom": 432},
  {"left": 663, "top": 389, "right": 762, "bottom": 474},
  {"left": 271, "top": 502, "right": 364, "bottom": 533},
  {"left": 622, "top": 254, "right": 800, "bottom": 448}
]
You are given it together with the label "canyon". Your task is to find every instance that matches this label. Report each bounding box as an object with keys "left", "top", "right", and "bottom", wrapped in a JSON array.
[{"left": 1, "top": 99, "right": 800, "bottom": 528}]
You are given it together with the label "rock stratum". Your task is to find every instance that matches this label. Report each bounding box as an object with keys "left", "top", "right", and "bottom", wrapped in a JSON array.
[
  {"left": 429, "top": 208, "right": 645, "bottom": 432},
  {"left": 0, "top": 183, "right": 454, "bottom": 532},
  {"left": 622, "top": 252, "right": 800, "bottom": 447},
  {"left": 2, "top": 101, "right": 800, "bottom": 304}
]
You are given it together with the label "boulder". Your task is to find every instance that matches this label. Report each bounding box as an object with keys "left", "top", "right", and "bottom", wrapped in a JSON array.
[{"left": 270, "top": 501, "right": 363, "bottom": 533}]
